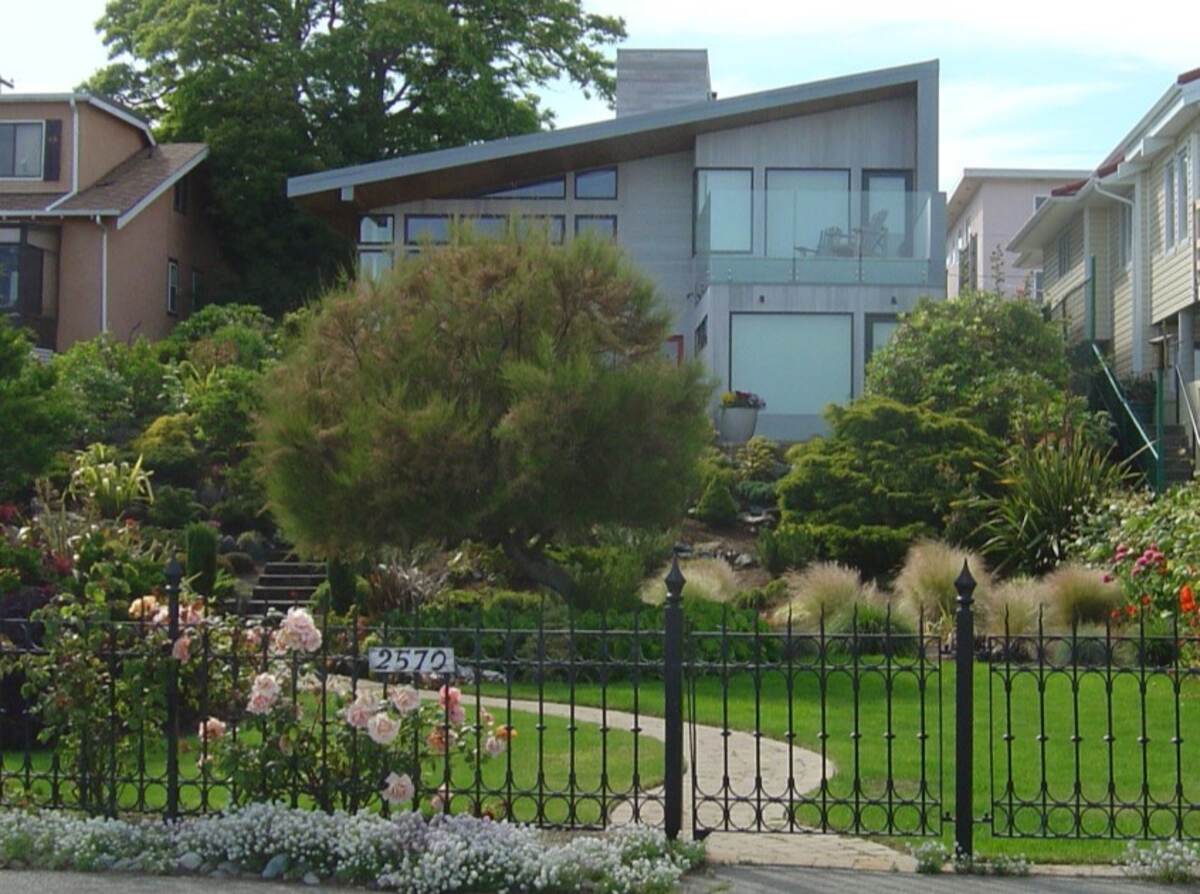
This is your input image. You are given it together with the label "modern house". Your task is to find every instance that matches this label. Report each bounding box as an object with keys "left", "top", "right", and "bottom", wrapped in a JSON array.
[
  {"left": 287, "top": 51, "right": 946, "bottom": 441},
  {"left": 0, "top": 92, "right": 221, "bottom": 352},
  {"left": 946, "top": 168, "right": 1089, "bottom": 300},
  {"left": 1009, "top": 69, "right": 1200, "bottom": 487}
]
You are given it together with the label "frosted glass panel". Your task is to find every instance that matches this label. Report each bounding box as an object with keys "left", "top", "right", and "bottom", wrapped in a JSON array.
[
  {"left": 695, "top": 169, "right": 752, "bottom": 253},
  {"left": 869, "top": 319, "right": 899, "bottom": 357},
  {"left": 730, "top": 314, "right": 852, "bottom": 415}
]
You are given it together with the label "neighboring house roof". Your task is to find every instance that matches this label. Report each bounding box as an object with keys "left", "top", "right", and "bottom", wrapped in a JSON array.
[
  {"left": 1009, "top": 67, "right": 1200, "bottom": 265},
  {"left": 945, "top": 168, "right": 1090, "bottom": 232},
  {"left": 287, "top": 59, "right": 939, "bottom": 214},
  {"left": 0, "top": 92, "right": 155, "bottom": 146},
  {"left": 0, "top": 143, "right": 209, "bottom": 227}
]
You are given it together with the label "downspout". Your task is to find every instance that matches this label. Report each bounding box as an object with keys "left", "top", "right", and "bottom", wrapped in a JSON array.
[{"left": 96, "top": 215, "right": 108, "bottom": 334}]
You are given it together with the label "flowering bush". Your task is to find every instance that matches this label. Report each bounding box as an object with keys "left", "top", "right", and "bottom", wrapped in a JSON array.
[
  {"left": 720, "top": 390, "right": 765, "bottom": 410},
  {"left": 1120, "top": 839, "right": 1200, "bottom": 883},
  {"left": 0, "top": 806, "right": 705, "bottom": 893}
]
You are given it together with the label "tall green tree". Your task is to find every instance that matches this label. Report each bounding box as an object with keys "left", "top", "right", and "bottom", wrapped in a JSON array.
[
  {"left": 256, "top": 230, "right": 713, "bottom": 602},
  {"left": 86, "top": 0, "right": 626, "bottom": 313}
]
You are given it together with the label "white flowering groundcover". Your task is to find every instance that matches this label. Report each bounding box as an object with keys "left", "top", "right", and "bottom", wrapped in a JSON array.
[{"left": 0, "top": 804, "right": 704, "bottom": 893}]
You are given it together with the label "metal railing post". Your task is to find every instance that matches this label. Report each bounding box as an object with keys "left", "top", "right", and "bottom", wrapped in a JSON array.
[
  {"left": 954, "top": 560, "right": 976, "bottom": 859},
  {"left": 1156, "top": 367, "right": 1167, "bottom": 493},
  {"left": 663, "top": 556, "right": 686, "bottom": 840},
  {"left": 164, "top": 556, "right": 183, "bottom": 821}
]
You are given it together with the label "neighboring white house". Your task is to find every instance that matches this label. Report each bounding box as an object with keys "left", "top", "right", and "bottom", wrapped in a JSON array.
[
  {"left": 946, "top": 168, "right": 1089, "bottom": 300},
  {"left": 287, "top": 51, "right": 947, "bottom": 442}
]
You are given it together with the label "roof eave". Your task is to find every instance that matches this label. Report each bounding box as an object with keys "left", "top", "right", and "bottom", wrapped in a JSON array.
[{"left": 114, "top": 145, "right": 210, "bottom": 229}]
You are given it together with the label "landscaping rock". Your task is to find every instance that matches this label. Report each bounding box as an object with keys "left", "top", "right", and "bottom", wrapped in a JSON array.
[
  {"left": 672, "top": 541, "right": 693, "bottom": 557},
  {"left": 219, "top": 535, "right": 238, "bottom": 554},
  {"left": 218, "top": 860, "right": 240, "bottom": 874},
  {"left": 178, "top": 851, "right": 204, "bottom": 872},
  {"left": 303, "top": 871, "right": 321, "bottom": 886},
  {"left": 262, "top": 854, "right": 289, "bottom": 880},
  {"left": 733, "top": 552, "right": 756, "bottom": 569},
  {"left": 694, "top": 541, "right": 722, "bottom": 557}
]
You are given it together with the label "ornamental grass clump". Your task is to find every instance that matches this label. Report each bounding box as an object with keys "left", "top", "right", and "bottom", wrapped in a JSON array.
[
  {"left": 770, "top": 561, "right": 878, "bottom": 630},
  {"left": 895, "top": 540, "right": 991, "bottom": 631},
  {"left": 979, "top": 577, "right": 1047, "bottom": 639},
  {"left": 1043, "top": 563, "right": 1122, "bottom": 629}
]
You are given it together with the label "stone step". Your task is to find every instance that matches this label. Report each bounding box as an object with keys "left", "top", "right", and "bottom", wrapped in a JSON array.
[
  {"left": 263, "top": 562, "right": 325, "bottom": 577},
  {"left": 256, "top": 573, "right": 326, "bottom": 588}
]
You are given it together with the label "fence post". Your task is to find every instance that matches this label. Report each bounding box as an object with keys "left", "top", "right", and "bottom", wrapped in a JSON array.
[
  {"left": 663, "top": 556, "right": 686, "bottom": 840},
  {"left": 164, "top": 556, "right": 183, "bottom": 822},
  {"left": 954, "top": 560, "right": 976, "bottom": 858}
]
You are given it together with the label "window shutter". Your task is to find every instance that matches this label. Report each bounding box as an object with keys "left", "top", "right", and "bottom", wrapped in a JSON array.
[{"left": 43, "top": 119, "right": 62, "bottom": 182}]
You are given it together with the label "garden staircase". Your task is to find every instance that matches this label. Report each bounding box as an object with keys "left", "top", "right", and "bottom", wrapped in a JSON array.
[
  {"left": 243, "top": 552, "right": 325, "bottom": 616},
  {"left": 1162, "top": 424, "right": 1195, "bottom": 486}
]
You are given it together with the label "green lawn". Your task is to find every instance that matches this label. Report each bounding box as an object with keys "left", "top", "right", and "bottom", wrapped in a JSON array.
[
  {"left": 0, "top": 706, "right": 663, "bottom": 828},
  {"left": 483, "top": 662, "right": 1200, "bottom": 863}
]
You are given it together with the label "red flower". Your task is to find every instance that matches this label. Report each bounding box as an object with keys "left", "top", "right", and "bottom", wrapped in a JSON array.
[
  {"left": 47, "top": 553, "right": 73, "bottom": 577},
  {"left": 1141, "top": 594, "right": 1152, "bottom": 606},
  {"left": 1126, "top": 604, "right": 1137, "bottom": 617},
  {"left": 0, "top": 503, "right": 19, "bottom": 524},
  {"left": 1180, "top": 584, "right": 1196, "bottom": 615},
  {"left": 1110, "top": 609, "right": 1122, "bottom": 620}
]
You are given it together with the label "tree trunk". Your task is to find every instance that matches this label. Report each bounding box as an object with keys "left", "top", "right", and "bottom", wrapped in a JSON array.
[{"left": 500, "top": 534, "right": 577, "bottom": 603}]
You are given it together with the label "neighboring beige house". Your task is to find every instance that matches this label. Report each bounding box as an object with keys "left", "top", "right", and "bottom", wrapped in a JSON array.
[
  {"left": 0, "top": 93, "right": 222, "bottom": 351},
  {"left": 946, "top": 168, "right": 1088, "bottom": 299},
  {"left": 1009, "top": 68, "right": 1200, "bottom": 485}
]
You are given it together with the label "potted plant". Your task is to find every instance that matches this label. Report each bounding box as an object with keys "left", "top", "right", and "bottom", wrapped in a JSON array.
[{"left": 719, "top": 390, "right": 765, "bottom": 443}]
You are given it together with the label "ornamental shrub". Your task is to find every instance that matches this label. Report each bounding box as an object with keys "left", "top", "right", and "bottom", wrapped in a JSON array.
[
  {"left": 735, "top": 435, "right": 782, "bottom": 482},
  {"left": 134, "top": 413, "right": 200, "bottom": 485},
  {"left": 695, "top": 471, "right": 739, "bottom": 528},
  {"left": 159, "top": 303, "right": 276, "bottom": 367},
  {"left": 865, "top": 290, "right": 1074, "bottom": 441},
  {"left": 0, "top": 324, "right": 75, "bottom": 499},
  {"left": 54, "top": 334, "right": 167, "bottom": 443},
  {"left": 756, "top": 522, "right": 814, "bottom": 575},
  {"left": 147, "top": 484, "right": 203, "bottom": 529},
  {"left": 327, "top": 557, "right": 360, "bottom": 614},
  {"left": 777, "top": 397, "right": 1000, "bottom": 575},
  {"left": 189, "top": 365, "right": 262, "bottom": 459},
  {"left": 1042, "top": 563, "right": 1121, "bottom": 628},
  {"left": 185, "top": 522, "right": 219, "bottom": 597},
  {"left": 825, "top": 600, "right": 917, "bottom": 657}
]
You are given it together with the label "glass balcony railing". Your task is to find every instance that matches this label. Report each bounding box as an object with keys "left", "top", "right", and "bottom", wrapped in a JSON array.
[{"left": 694, "top": 188, "right": 939, "bottom": 287}]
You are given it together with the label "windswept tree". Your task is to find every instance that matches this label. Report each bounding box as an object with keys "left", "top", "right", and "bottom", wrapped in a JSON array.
[
  {"left": 257, "top": 231, "right": 713, "bottom": 601},
  {"left": 86, "top": 0, "right": 626, "bottom": 312}
]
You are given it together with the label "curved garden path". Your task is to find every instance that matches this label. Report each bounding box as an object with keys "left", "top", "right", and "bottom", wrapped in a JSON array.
[{"left": 358, "top": 680, "right": 914, "bottom": 869}]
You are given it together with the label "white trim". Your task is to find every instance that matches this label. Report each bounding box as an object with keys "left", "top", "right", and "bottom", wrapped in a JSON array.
[
  {"left": 0, "top": 209, "right": 120, "bottom": 219},
  {"left": 0, "top": 119, "right": 46, "bottom": 180},
  {"left": 45, "top": 99, "right": 81, "bottom": 212},
  {"left": 98, "top": 217, "right": 109, "bottom": 334},
  {"left": 0, "top": 93, "right": 155, "bottom": 145},
  {"left": 115, "top": 146, "right": 209, "bottom": 230}
]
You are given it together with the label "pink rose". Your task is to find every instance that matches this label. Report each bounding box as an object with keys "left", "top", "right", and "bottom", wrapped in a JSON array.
[
  {"left": 246, "top": 690, "right": 276, "bottom": 716},
  {"left": 485, "top": 735, "right": 505, "bottom": 757},
  {"left": 367, "top": 712, "right": 401, "bottom": 745},
  {"left": 438, "top": 685, "right": 461, "bottom": 709},
  {"left": 448, "top": 704, "right": 466, "bottom": 726},
  {"left": 277, "top": 607, "right": 322, "bottom": 653},
  {"left": 388, "top": 686, "right": 421, "bottom": 714},
  {"left": 344, "top": 693, "right": 378, "bottom": 729},
  {"left": 381, "top": 772, "right": 414, "bottom": 805},
  {"left": 429, "top": 783, "right": 451, "bottom": 812},
  {"left": 171, "top": 635, "right": 191, "bottom": 662},
  {"left": 179, "top": 604, "right": 204, "bottom": 627},
  {"left": 251, "top": 673, "right": 281, "bottom": 700},
  {"left": 198, "top": 717, "right": 227, "bottom": 742}
]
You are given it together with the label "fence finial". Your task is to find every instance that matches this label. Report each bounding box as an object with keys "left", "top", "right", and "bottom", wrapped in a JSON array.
[
  {"left": 664, "top": 554, "right": 686, "bottom": 603},
  {"left": 955, "top": 559, "right": 976, "bottom": 606}
]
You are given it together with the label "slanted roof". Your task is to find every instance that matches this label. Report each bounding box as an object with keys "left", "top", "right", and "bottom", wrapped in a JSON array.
[
  {"left": 0, "top": 92, "right": 155, "bottom": 145},
  {"left": 0, "top": 193, "right": 66, "bottom": 212},
  {"left": 0, "top": 143, "right": 209, "bottom": 226},
  {"left": 945, "top": 168, "right": 1090, "bottom": 231},
  {"left": 287, "top": 59, "right": 938, "bottom": 215}
]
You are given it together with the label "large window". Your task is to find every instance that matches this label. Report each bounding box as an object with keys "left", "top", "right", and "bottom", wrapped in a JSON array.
[
  {"left": 574, "top": 215, "right": 617, "bottom": 241},
  {"left": 359, "top": 214, "right": 394, "bottom": 244},
  {"left": 1177, "top": 147, "right": 1189, "bottom": 245},
  {"left": 0, "top": 122, "right": 43, "bottom": 178},
  {"left": 695, "top": 168, "right": 752, "bottom": 254},
  {"left": 729, "top": 313, "right": 853, "bottom": 416},
  {"left": 404, "top": 215, "right": 451, "bottom": 245},
  {"left": 765, "top": 168, "right": 849, "bottom": 258},
  {"left": 0, "top": 242, "right": 18, "bottom": 310},
  {"left": 575, "top": 167, "right": 617, "bottom": 200},
  {"left": 865, "top": 314, "right": 899, "bottom": 364}
]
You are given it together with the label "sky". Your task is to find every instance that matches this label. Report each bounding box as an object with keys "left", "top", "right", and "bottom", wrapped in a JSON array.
[{"left": 2, "top": 0, "right": 1196, "bottom": 193}]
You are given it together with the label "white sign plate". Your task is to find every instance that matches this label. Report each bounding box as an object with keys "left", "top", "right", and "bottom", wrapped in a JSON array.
[{"left": 367, "top": 646, "right": 456, "bottom": 675}]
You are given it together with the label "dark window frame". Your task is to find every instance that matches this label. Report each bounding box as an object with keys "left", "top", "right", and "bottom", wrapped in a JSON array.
[
  {"left": 574, "top": 166, "right": 618, "bottom": 200},
  {"left": 359, "top": 213, "right": 395, "bottom": 245},
  {"left": 864, "top": 312, "right": 900, "bottom": 364},
  {"left": 763, "top": 167, "right": 852, "bottom": 258},
  {"left": 166, "top": 258, "right": 180, "bottom": 316},
  {"left": 480, "top": 176, "right": 566, "bottom": 200},
  {"left": 521, "top": 214, "right": 566, "bottom": 245},
  {"left": 694, "top": 315, "right": 708, "bottom": 356},
  {"left": 693, "top": 167, "right": 754, "bottom": 256},
  {"left": 861, "top": 168, "right": 915, "bottom": 255},
  {"left": 190, "top": 268, "right": 203, "bottom": 306},
  {"left": 573, "top": 214, "right": 618, "bottom": 241},
  {"left": 727, "top": 309, "right": 856, "bottom": 406},
  {"left": 173, "top": 177, "right": 189, "bottom": 215},
  {"left": 0, "top": 120, "right": 45, "bottom": 180},
  {"left": 403, "top": 214, "right": 453, "bottom": 246}
]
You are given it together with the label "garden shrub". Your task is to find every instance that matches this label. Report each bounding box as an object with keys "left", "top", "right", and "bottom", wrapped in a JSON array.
[
  {"left": 219, "top": 551, "right": 258, "bottom": 576},
  {"left": 147, "top": 485, "right": 203, "bottom": 529},
  {"left": 732, "top": 578, "right": 790, "bottom": 613},
  {"left": 311, "top": 576, "right": 370, "bottom": 614},
  {"left": 68, "top": 444, "right": 154, "bottom": 519},
  {"left": 769, "top": 561, "right": 865, "bottom": 630},
  {"left": 588, "top": 525, "right": 675, "bottom": 577},
  {"left": 756, "top": 522, "right": 813, "bottom": 576},
  {"left": 695, "top": 470, "right": 739, "bottom": 527},
  {"left": 135, "top": 413, "right": 200, "bottom": 485},
  {"left": 735, "top": 436, "right": 782, "bottom": 481},
  {"left": 54, "top": 334, "right": 167, "bottom": 443},
  {"left": 895, "top": 540, "right": 992, "bottom": 630},
  {"left": 327, "top": 558, "right": 360, "bottom": 614},
  {"left": 734, "top": 479, "right": 776, "bottom": 510},
  {"left": 777, "top": 398, "right": 999, "bottom": 576},
  {"left": 979, "top": 577, "right": 1046, "bottom": 639},
  {"left": 0, "top": 324, "right": 75, "bottom": 500},
  {"left": 865, "top": 290, "right": 1075, "bottom": 441},
  {"left": 185, "top": 522, "right": 219, "bottom": 597},
  {"left": 189, "top": 365, "right": 262, "bottom": 458},
  {"left": 1042, "top": 563, "right": 1121, "bottom": 628},
  {"left": 211, "top": 457, "right": 272, "bottom": 535},
  {"left": 158, "top": 303, "right": 276, "bottom": 366},
  {"left": 825, "top": 599, "right": 917, "bottom": 657},
  {"left": 972, "top": 428, "right": 1129, "bottom": 576},
  {"left": 549, "top": 544, "right": 644, "bottom": 611},
  {"left": 235, "top": 529, "right": 269, "bottom": 564}
]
